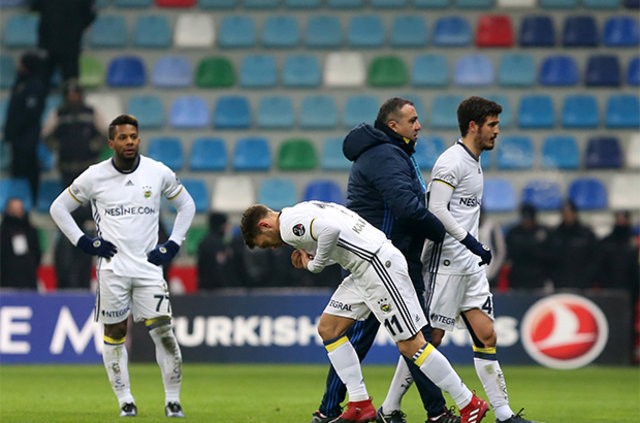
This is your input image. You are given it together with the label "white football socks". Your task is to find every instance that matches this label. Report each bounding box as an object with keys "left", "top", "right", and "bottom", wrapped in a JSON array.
[
  {"left": 149, "top": 324, "right": 183, "bottom": 404},
  {"left": 102, "top": 341, "right": 134, "bottom": 406},
  {"left": 325, "top": 336, "right": 369, "bottom": 402}
]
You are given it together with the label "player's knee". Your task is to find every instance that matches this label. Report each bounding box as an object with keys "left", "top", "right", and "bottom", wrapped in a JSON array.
[
  {"left": 104, "top": 322, "right": 127, "bottom": 340},
  {"left": 430, "top": 329, "right": 444, "bottom": 348}
]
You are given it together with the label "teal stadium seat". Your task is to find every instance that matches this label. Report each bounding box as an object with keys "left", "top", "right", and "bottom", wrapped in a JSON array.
[
  {"left": 299, "top": 95, "right": 338, "bottom": 129},
  {"left": 305, "top": 15, "right": 342, "bottom": 49},
  {"left": 218, "top": 16, "right": 256, "bottom": 48},
  {"left": 4, "top": 14, "right": 38, "bottom": 48},
  {"left": 541, "top": 135, "right": 580, "bottom": 170},
  {"left": 189, "top": 137, "right": 227, "bottom": 171},
  {"left": 258, "top": 177, "right": 297, "bottom": 210},
  {"left": 348, "top": 15, "right": 385, "bottom": 48},
  {"left": 169, "top": 96, "right": 210, "bottom": 129},
  {"left": 90, "top": 15, "right": 128, "bottom": 48},
  {"left": 263, "top": 15, "right": 299, "bottom": 48},
  {"left": 0, "top": 55, "right": 16, "bottom": 89},
  {"left": 498, "top": 53, "right": 536, "bottom": 87},
  {"left": 256, "top": 96, "right": 295, "bottom": 129},
  {"left": 147, "top": 137, "right": 183, "bottom": 171},
  {"left": 412, "top": 54, "right": 448, "bottom": 87},
  {"left": 134, "top": 15, "right": 171, "bottom": 48},
  {"left": 233, "top": 136, "right": 271, "bottom": 171},
  {"left": 562, "top": 94, "right": 599, "bottom": 128},
  {"left": 213, "top": 96, "right": 251, "bottom": 129},
  {"left": 605, "top": 94, "right": 640, "bottom": 128},
  {"left": 430, "top": 95, "right": 464, "bottom": 129},
  {"left": 321, "top": 137, "right": 351, "bottom": 171},
  {"left": 282, "top": 54, "right": 321, "bottom": 87},
  {"left": 115, "top": 0, "right": 152, "bottom": 6},
  {"left": 391, "top": 15, "right": 428, "bottom": 48},
  {"left": 344, "top": 95, "right": 379, "bottom": 129},
  {"left": 239, "top": 54, "right": 277, "bottom": 88},
  {"left": 518, "top": 95, "right": 555, "bottom": 129},
  {"left": 127, "top": 95, "right": 164, "bottom": 129},
  {"left": 199, "top": 0, "right": 236, "bottom": 7}
]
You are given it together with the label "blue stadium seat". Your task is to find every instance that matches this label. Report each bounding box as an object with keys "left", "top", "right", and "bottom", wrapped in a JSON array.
[
  {"left": 36, "top": 179, "right": 62, "bottom": 213},
  {"left": 37, "top": 143, "right": 54, "bottom": 172},
  {"left": 605, "top": 94, "right": 640, "bottom": 128},
  {"left": 344, "top": 95, "right": 378, "bottom": 129},
  {"left": 538, "top": 55, "right": 579, "bottom": 86},
  {"left": 348, "top": 15, "right": 385, "bottom": 48},
  {"left": 282, "top": 54, "right": 321, "bottom": 87},
  {"left": 498, "top": 53, "right": 535, "bottom": 87},
  {"left": 258, "top": 177, "right": 297, "bottom": 210},
  {"left": 628, "top": 56, "right": 640, "bottom": 85},
  {"left": 0, "top": 178, "right": 32, "bottom": 213},
  {"left": 483, "top": 178, "right": 516, "bottom": 213},
  {"left": 106, "top": 56, "right": 146, "bottom": 87},
  {"left": 181, "top": 178, "right": 209, "bottom": 214},
  {"left": 233, "top": 136, "right": 271, "bottom": 171},
  {"left": 454, "top": 54, "right": 494, "bottom": 86},
  {"left": 134, "top": 15, "right": 171, "bottom": 48},
  {"left": 432, "top": 16, "right": 472, "bottom": 46},
  {"left": 299, "top": 95, "right": 338, "bottom": 129},
  {"left": 4, "top": 14, "right": 38, "bottom": 48},
  {"left": 239, "top": 54, "right": 277, "bottom": 88},
  {"left": 305, "top": 15, "right": 342, "bottom": 48},
  {"left": 603, "top": 15, "right": 639, "bottom": 47},
  {"left": 285, "top": 0, "right": 321, "bottom": 7},
  {"left": 585, "top": 136, "right": 623, "bottom": 169},
  {"left": 541, "top": 135, "right": 580, "bottom": 169},
  {"left": 256, "top": 95, "right": 295, "bottom": 129},
  {"left": 90, "top": 15, "right": 128, "bottom": 48},
  {"left": 414, "top": 135, "right": 446, "bottom": 170},
  {"left": 521, "top": 180, "right": 563, "bottom": 211},
  {"left": 0, "top": 55, "right": 16, "bottom": 89},
  {"left": 456, "top": 0, "right": 493, "bottom": 7},
  {"left": 568, "top": 177, "right": 608, "bottom": 210},
  {"left": 199, "top": 0, "right": 237, "bottom": 8},
  {"left": 371, "top": 0, "right": 406, "bottom": 6},
  {"left": 585, "top": 54, "right": 621, "bottom": 86},
  {"left": 485, "top": 94, "right": 512, "bottom": 128},
  {"left": 411, "top": 54, "right": 448, "bottom": 87},
  {"left": 391, "top": 15, "right": 428, "bottom": 47},
  {"left": 152, "top": 55, "right": 192, "bottom": 88},
  {"left": 0, "top": 98, "right": 7, "bottom": 131},
  {"left": 0, "top": 0, "right": 27, "bottom": 6},
  {"left": 430, "top": 95, "right": 464, "bottom": 129},
  {"left": 263, "top": 15, "right": 299, "bottom": 48},
  {"left": 213, "top": 95, "right": 251, "bottom": 129},
  {"left": 518, "top": 95, "right": 555, "bottom": 129},
  {"left": 321, "top": 137, "right": 351, "bottom": 171},
  {"left": 244, "top": 0, "right": 278, "bottom": 7},
  {"left": 127, "top": 95, "right": 164, "bottom": 129},
  {"left": 303, "top": 179, "right": 345, "bottom": 204},
  {"left": 562, "top": 94, "right": 599, "bottom": 128},
  {"left": 189, "top": 137, "right": 227, "bottom": 171},
  {"left": 496, "top": 135, "right": 534, "bottom": 169},
  {"left": 415, "top": 0, "right": 449, "bottom": 6},
  {"left": 562, "top": 15, "right": 599, "bottom": 47},
  {"left": 218, "top": 15, "right": 256, "bottom": 48},
  {"left": 539, "top": 0, "right": 576, "bottom": 7},
  {"left": 583, "top": 0, "right": 620, "bottom": 7},
  {"left": 624, "top": 0, "right": 640, "bottom": 7},
  {"left": 147, "top": 137, "right": 183, "bottom": 171},
  {"left": 327, "top": 0, "right": 364, "bottom": 7},
  {"left": 115, "top": 0, "right": 152, "bottom": 6},
  {"left": 519, "top": 15, "right": 555, "bottom": 47},
  {"left": 169, "top": 96, "right": 210, "bottom": 129}
]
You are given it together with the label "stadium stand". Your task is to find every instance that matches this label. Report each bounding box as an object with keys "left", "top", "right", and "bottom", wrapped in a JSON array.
[{"left": 189, "top": 137, "right": 227, "bottom": 171}]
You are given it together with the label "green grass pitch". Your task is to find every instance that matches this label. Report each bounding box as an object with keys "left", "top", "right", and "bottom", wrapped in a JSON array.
[{"left": 1, "top": 364, "right": 638, "bottom": 422}]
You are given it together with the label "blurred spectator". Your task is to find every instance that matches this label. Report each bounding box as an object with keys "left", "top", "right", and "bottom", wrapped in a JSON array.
[
  {"left": 3, "top": 51, "right": 48, "bottom": 203},
  {"left": 0, "top": 198, "right": 42, "bottom": 289},
  {"left": 53, "top": 214, "right": 94, "bottom": 289},
  {"left": 548, "top": 200, "right": 598, "bottom": 290},
  {"left": 478, "top": 209, "right": 506, "bottom": 288},
  {"left": 596, "top": 210, "right": 639, "bottom": 296},
  {"left": 197, "top": 212, "right": 234, "bottom": 289},
  {"left": 505, "top": 203, "right": 552, "bottom": 290}
]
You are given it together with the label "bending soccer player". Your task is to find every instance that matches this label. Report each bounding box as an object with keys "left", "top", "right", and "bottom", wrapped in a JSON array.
[
  {"left": 240, "top": 201, "right": 488, "bottom": 423},
  {"left": 49, "top": 114, "right": 195, "bottom": 418}
]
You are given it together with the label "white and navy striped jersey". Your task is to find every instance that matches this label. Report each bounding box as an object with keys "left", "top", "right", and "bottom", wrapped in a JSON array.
[
  {"left": 68, "top": 155, "right": 183, "bottom": 278},
  {"left": 279, "top": 201, "right": 388, "bottom": 277},
  {"left": 422, "top": 142, "right": 484, "bottom": 275}
]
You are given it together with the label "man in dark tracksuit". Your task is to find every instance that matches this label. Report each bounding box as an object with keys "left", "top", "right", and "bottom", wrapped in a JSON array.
[{"left": 311, "top": 98, "right": 459, "bottom": 423}]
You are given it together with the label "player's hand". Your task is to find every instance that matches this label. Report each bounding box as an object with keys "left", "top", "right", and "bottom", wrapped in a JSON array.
[
  {"left": 460, "top": 233, "right": 492, "bottom": 266},
  {"left": 77, "top": 235, "right": 118, "bottom": 258},
  {"left": 147, "top": 240, "right": 180, "bottom": 265},
  {"left": 291, "top": 249, "right": 312, "bottom": 269}
]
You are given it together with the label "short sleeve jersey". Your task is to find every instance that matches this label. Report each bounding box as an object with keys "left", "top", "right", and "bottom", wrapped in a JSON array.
[
  {"left": 69, "top": 155, "right": 183, "bottom": 279},
  {"left": 424, "top": 142, "right": 484, "bottom": 275},
  {"left": 279, "top": 201, "right": 388, "bottom": 277}
]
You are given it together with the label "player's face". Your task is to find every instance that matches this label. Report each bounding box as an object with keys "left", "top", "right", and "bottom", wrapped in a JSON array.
[
  {"left": 475, "top": 115, "right": 500, "bottom": 151},
  {"left": 109, "top": 124, "right": 140, "bottom": 160},
  {"left": 388, "top": 104, "right": 421, "bottom": 142},
  {"left": 253, "top": 231, "right": 283, "bottom": 249}
]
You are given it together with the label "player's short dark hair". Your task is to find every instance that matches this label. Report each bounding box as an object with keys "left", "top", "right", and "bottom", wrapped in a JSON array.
[
  {"left": 108, "top": 114, "right": 139, "bottom": 140},
  {"left": 240, "top": 204, "right": 270, "bottom": 249},
  {"left": 377, "top": 97, "right": 414, "bottom": 124},
  {"left": 457, "top": 96, "right": 502, "bottom": 137}
]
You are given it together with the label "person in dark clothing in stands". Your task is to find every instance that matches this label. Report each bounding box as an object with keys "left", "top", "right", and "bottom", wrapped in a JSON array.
[
  {"left": 0, "top": 198, "right": 42, "bottom": 289},
  {"left": 197, "top": 212, "right": 233, "bottom": 290}
]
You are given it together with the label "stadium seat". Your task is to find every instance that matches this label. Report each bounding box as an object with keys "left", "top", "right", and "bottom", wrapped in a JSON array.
[
  {"left": 521, "top": 179, "right": 563, "bottom": 211},
  {"left": 327, "top": 0, "right": 364, "bottom": 8},
  {"left": 127, "top": 95, "right": 164, "bottom": 129},
  {"left": 627, "top": 133, "right": 640, "bottom": 168},
  {"left": 213, "top": 95, "right": 251, "bottom": 129},
  {"left": 79, "top": 56, "right": 104, "bottom": 89},
  {"left": 211, "top": 176, "right": 254, "bottom": 214},
  {"left": 519, "top": 14, "right": 555, "bottom": 47},
  {"left": 134, "top": 15, "right": 171, "bottom": 48},
  {"left": 541, "top": 135, "right": 580, "bottom": 169},
  {"left": 282, "top": 54, "right": 321, "bottom": 88},
  {"left": 391, "top": 15, "right": 428, "bottom": 48},
  {"left": 624, "top": 0, "right": 640, "bottom": 7},
  {"left": 540, "top": 0, "right": 577, "bottom": 6},
  {"left": 430, "top": 95, "right": 464, "bottom": 129},
  {"left": 106, "top": 56, "right": 146, "bottom": 87},
  {"left": 497, "top": 0, "right": 535, "bottom": 6},
  {"left": 628, "top": 56, "right": 640, "bottom": 85},
  {"left": 414, "top": 135, "right": 446, "bottom": 170},
  {"left": 239, "top": 54, "right": 277, "bottom": 88},
  {"left": 37, "top": 143, "right": 54, "bottom": 172},
  {"left": 415, "top": 0, "right": 449, "bottom": 6},
  {"left": 305, "top": 15, "right": 342, "bottom": 49},
  {"left": 182, "top": 178, "right": 209, "bottom": 213},
  {"left": 86, "top": 93, "right": 123, "bottom": 125},
  {"left": 257, "top": 177, "right": 297, "bottom": 211},
  {"left": 498, "top": 53, "right": 535, "bottom": 87},
  {"left": 195, "top": 56, "right": 235, "bottom": 88},
  {"left": 156, "top": 0, "right": 196, "bottom": 6},
  {"left": 585, "top": 54, "right": 621, "bottom": 86},
  {"left": 90, "top": 15, "right": 128, "bottom": 48},
  {"left": 324, "top": 52, "right": 365, "bottom": 87},
  {"left": 174, "top": 14, "right": 214, "bottom": 47},
  {"left": 538, "top": 55, "right": 579, "bottom": 86},
  {"left": 495, "top": 135, "right": 534, "bottom": 170},
  {"left": 609, "top": 174, "right": 640, "bottom": 210},
  {"left": 0, "top": 98, "right": 7, "bottom": 132},
  {"left": 518, "top": 95, "right": 555, "bottom": 129},
  {"left": 303, "top": 179, "right": 345, "bottom": 204},
  {"left": 116, "top": 0, "right": 152, "bottom": 6},
  {"left": 218, "top": 15, "right": 256, "bottom": 48},
  {"left": 568, "top": 177, "right": 608, "bottom": 210},
  {"left": 605, "top": 94, "right": 640, "bottom": 128},
  {"left": 432, "top": 16, "right": 472, "bottom": 46},
  {"left": 321, "top": 137, "right": 351, "bottom": 171},
  {"left": 348, "top": 15, "right": 385, "bottom": 48},
  {"left": 344, "top": 95, "right": 379, "bottom": 129},
  {"left": 454, "top": 54, "right": 494, "bottom": 86},
  {"left": 412, "top": 54, "right": 448, "bottom": 87},
  {"left": 0, "top": 0, "right": 27, "bottom": 7},
  {"left": 256, "top": 96, "right": 295, "bottom": 129},
  {"left": 169, "top": 96, "right": 210, "bottom": 128},
  {"left": 147, "top": 137, "right": 183, "bottom": 170},
  {"left": 233, "top": 136, "right": 272, "bottom": 171},
  {"left": 476, "top": 14, "right": 513, "bottom": 47},
  {"left": 244, "top": 0, "right": 278, "bottom": 7},
  {"left": 285, "top": 0, "right": 321, "bottom": 7},
  {"left": 371, "top": 0, "right": 406, "bottom": 6},
  {"left": 0, "top": 55, "right": 16, "bottom": 89},
  {"left": 603, "top": 15, "right": 640, "bottom": 47},
  {"left": 277, "top": 138, "right": 317, "bottom": 171},
  {"left": 0, "top": 178, "right": 32, "bottom": 213},
  {"left": 584, "top": 0, "right": 620, "bottom": 7},
  {"left": 299, "top": 95, "right": 338, "bottom": 129},
  {"left": 152, "top": 55, "right": 193, "bottom": 88},
  {"left": 35, "top": 179, "right": 62, "bottom": 213},
  {"left": 483, "top": 178, "right": 516, "bottom": 213},
  {"left": 562, "top": 15, "right": 598, "bottom": 47},
  {"left": 562, "top": 94, "right": 599, "bottom": 128},
  {"left": 263, "top": 15, "right": 299, "bottom": 48},
  {"left": 585, "top": 136, "right": 623, "bottom": 169},
  {"left": 4, "top": 14, "right": 38, "bottom": 48},
  {"left": 367, "top": 55, "right": 408, "bottom": 87},
  {"left": 184, "top": 225, "right": 207, "bottom": 256},
  {"left": 456, "top": 0, "right": 493, "bottom": 7},
  {"left": 189, "top": 137, "right": 227, "bottom": 171},
  {"left": 199, "top": 0, "right": 236, "bottom": 8}
]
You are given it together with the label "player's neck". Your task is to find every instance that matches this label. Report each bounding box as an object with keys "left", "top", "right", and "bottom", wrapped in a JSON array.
[
  {"left": 113, "top": 154, "right": 140, "bottom": 173},
  {"left": 459, "top": 136, "right": 481, "bottom": 158}
]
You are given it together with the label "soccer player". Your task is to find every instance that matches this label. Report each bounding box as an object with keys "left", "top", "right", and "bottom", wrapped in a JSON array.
[
  {"left": 421, "top": 97, "right": 541, "bottom": 423},
  {"left": 241, "top": 201, "right": 489, "bottom": 423},
  {"left": 49, "top": 114, "right": 195, "bottom": 418}
]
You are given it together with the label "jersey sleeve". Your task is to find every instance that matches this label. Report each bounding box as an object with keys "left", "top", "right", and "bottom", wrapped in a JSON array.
[
  {"left": 279, "top": 206, "right": 316, "bottom": 249},
  {"left": 159, "top": 164, "right": 183, "bottom": 199},
  {"left": 67, "top": 168, "right": 94, "bottom": 205},
  {"left": 430, "top": 149, "right": 462, "bottom": 189}
]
